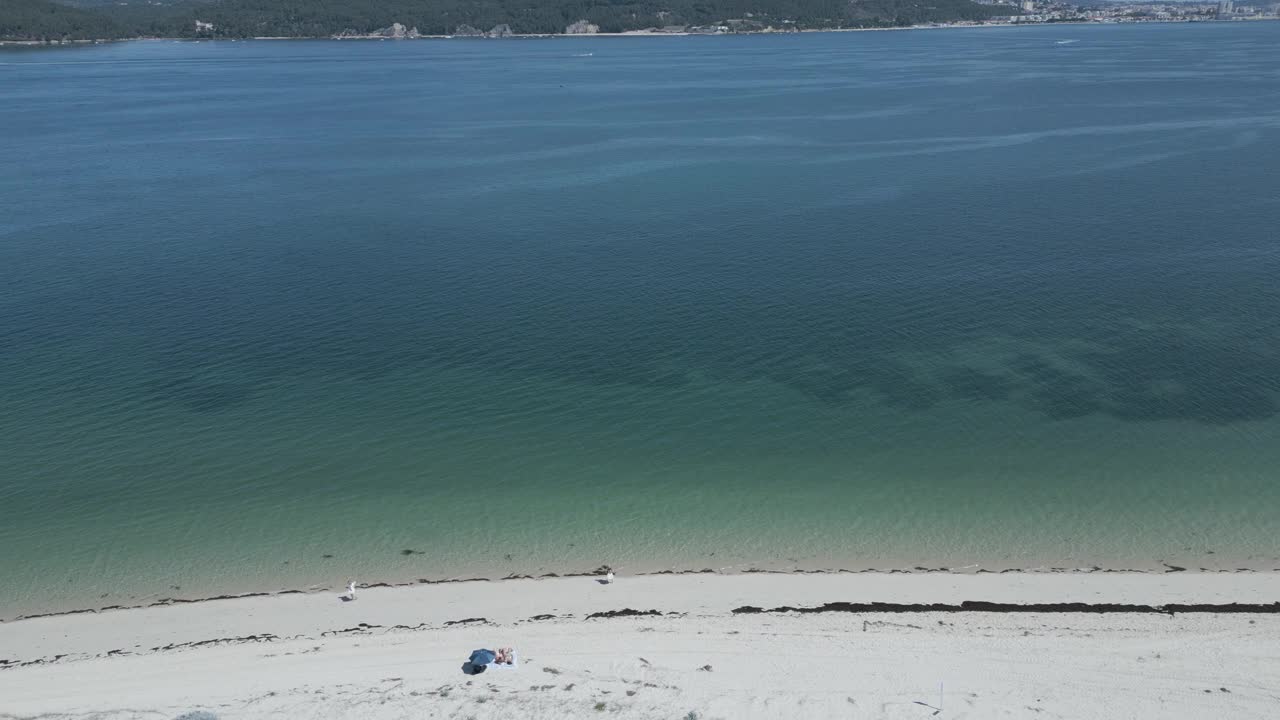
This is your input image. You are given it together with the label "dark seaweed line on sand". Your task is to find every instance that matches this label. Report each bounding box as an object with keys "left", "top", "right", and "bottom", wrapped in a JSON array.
[
  {"left": 5, "top": 564, "right": 1276, "bottom": 623},
  {"left": 5, "top": 602, "right": 1278, "bottom": 672},
  {"left": 0, "top": 619, "right": 488, "bottom": 671},
  {"left": 732, "top": 601, "right": 1280, "bottom": 616},
  {"left": 3, "top": 567, "right": 624, "bottom": 623},
  {"left": 6, "top": 578, "right": 495, "bottom": 622}
]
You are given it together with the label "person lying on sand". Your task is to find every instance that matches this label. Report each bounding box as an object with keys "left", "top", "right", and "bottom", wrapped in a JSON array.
[{"left": 467, "top": 647, "right": 517, "bottom": 674}]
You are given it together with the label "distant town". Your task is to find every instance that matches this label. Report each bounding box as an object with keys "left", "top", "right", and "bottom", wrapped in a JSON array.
[{"left": 963, "top": 0, "right": 1280, "bottom": 26}]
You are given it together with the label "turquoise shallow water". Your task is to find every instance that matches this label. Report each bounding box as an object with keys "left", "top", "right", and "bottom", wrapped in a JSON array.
[{"left": 2, "top": 24, "right": 1280, "bottom": 616}]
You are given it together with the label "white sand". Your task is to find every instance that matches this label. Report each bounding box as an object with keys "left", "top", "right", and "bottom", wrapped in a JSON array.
[{"left": 1, "top": 572, "right": 1277, "bottom": 719}]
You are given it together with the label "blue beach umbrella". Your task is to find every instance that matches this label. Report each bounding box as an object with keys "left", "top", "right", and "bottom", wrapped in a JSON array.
[{"left": 467, "top": 648, "right": 496, "bottom": 674}]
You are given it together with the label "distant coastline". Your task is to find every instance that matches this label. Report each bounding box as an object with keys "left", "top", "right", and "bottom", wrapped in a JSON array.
[{"left": 3, "top": 16, "right": 1278, "bottom": 46}]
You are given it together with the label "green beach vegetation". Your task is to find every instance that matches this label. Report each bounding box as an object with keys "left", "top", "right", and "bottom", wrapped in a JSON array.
[{"left": 1, "top": 0, "right": 1001, "bottom": 41}]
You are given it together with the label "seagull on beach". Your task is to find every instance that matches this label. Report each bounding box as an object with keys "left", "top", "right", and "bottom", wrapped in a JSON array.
[
  {"left": 346, "top": 580, "right": 357, "bottom": 600},
  {"left": 605, "top": 570, "right": 614, "bottom": 584}
]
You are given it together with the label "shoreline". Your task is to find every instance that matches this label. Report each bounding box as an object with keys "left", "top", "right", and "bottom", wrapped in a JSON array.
[
  {"left": 2, "top": 572, "right": 1277, "bottom": 718},
  {"left": 7, "top": 560, "right": 1278, "bottom": 624},
  {"left": 4, "top": 17, "right": 1278, "bottom": 46}
]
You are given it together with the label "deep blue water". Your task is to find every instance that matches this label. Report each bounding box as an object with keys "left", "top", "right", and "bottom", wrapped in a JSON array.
[{"left": 2, "top": 23, "right": 1279, "bottom": 615}]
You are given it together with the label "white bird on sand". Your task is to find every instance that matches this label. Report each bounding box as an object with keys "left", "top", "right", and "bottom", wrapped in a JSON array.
[
  {"left": 605, "top": 571, "right": 615, "bottom": 584},
  {"left": 346, "top": 581, "right": 357, "bottom": 600}
]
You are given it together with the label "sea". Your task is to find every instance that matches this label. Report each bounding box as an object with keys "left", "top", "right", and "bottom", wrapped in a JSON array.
[{"left": 2, "top": 22, "right": 1279, "bottom": 617}]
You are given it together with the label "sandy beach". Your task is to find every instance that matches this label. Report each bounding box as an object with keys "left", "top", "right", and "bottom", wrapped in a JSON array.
[{"left": 2, "top": 572, "right": 1277, "bottom": 719}]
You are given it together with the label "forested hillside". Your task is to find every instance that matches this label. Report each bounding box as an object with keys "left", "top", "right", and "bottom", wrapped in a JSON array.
[
  {"left": 1, "top": 0, "right": 124, "bottom": 40},
  {"left": 2, "top": 0, "right": 1002, "bottom": 41}
]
